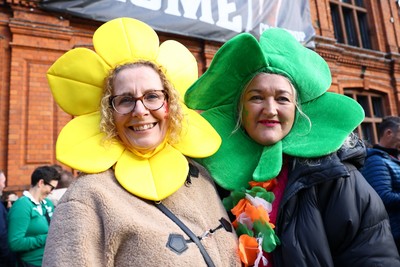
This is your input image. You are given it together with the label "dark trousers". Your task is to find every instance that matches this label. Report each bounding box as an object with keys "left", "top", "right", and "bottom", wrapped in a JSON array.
[{"left": 17, "top": 257, "right": 40, "bottom": 267}]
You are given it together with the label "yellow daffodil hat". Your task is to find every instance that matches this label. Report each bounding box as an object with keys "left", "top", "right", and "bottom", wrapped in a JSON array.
[
  {"left": 47, "top": 17, "right": 221, "bottom": 201},
  {"left": 185, "top": 28, "right": 365, "bottom": 190}
]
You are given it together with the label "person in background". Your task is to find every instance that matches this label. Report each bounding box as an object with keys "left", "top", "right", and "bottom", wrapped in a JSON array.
[
  {"left": 42, "top": 18, "right": 240, "bottom": 267},
  {"left": 361, "top": 116, "right": 400, "bottom": 252},
  {"left": 185, "top": 28, "right": 400, "bottom": 266},
  {"left": 0, "top": 170, "right": 16, "bottom": 267},
  {"left": 2, "top": 192, "right": 19, "bottom": 211},
  {"left": 47, "top": 165, "right": 75, "bottom": 206},
  {"left": 8, "top": 166, "right": 61, "bottom": 267}
]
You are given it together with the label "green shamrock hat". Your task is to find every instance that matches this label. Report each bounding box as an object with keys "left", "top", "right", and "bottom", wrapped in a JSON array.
[{"left": 185, "top": 28, "right": 365, "bottom": 190}]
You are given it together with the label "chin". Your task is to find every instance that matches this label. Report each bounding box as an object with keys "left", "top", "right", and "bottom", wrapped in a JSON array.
[
  {"left": 258, "top": 138, "right": 280, "bottom": 146},
  {"left": 130, "top": 144, "right": 159, "bottom": 154}
]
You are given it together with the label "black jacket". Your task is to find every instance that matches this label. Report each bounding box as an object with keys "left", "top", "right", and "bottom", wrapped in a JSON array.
[{"left": 273, "top": 139, "right": 400, "bottom": 266}]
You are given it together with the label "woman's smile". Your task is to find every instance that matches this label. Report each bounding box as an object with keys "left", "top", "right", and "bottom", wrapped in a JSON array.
[
  {"left": 258, "top": 119, "right": 280, "bottom": 127},
  {"left": 130, "top": 122, "right": 157, "bottom": 132}
]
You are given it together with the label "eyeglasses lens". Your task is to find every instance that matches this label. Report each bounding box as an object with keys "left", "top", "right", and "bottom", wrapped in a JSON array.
[
  {"left": 44, "top": 181, "right": 55, "bottom": 191},
  {"left": 111, "top": 91, "right": 165, "bottom": 114}
]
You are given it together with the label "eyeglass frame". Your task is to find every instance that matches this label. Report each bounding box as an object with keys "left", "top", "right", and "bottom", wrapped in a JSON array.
[
  {"left": 109, "top": 90, "right": 167, "bottom": 115},
  {"left": 43, "top": 180, "right": 56, "bottom": 192}
]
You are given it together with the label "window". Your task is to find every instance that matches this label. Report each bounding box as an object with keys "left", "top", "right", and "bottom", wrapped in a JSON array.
[
  {"left": 345, "top": 89, "right": 387, "bottom": 146},
  {"left": 330, "top": 0, "right": 372, "bottom": 49}
]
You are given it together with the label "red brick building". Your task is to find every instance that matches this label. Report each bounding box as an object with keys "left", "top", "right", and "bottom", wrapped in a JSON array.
[{"left": 1, "top": 0, "right": 399, "bottom": 193}]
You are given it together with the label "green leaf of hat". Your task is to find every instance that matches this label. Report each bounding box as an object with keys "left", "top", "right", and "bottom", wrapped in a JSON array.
[
  {"left": 185, "top": 28, "right": 365, "bottom": 190},
  {"left": 185, "top": 33, "right": 267, "bottom": 190},
  {"left": 259, "top": 28, "right": 331, "bottom": 103},
  {"left": 253, "top": 142, "right": 282, "bottom": 182},
  {"left": 195, "top": 104, "right": 264, "bottom": 190},
  {"left": 283, "top": 92, "right": 365, "bottom": 157},
  {"left": 185, "top": 33, "right": 266, "bottom": 110}
]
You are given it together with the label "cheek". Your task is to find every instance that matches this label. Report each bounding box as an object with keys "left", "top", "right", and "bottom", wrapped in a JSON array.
[
  {"left": 113, "top": 114, "right": 125, "bottom": 130},
  {"left": 241, "top": 106, "right": 250, "bottom": 127},
  {"left": 163, "top": 102, "right": 169, "bottom": 119},
  {"left": 287, "top": 107, "right": 296, "bottom": 124}
]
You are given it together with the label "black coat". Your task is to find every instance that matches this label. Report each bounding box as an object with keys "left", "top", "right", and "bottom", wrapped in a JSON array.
[{"left": 273, "top": 140, "right": 400, "bottom": 266}]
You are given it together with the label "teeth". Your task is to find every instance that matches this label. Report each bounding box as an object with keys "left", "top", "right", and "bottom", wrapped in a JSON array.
[{"left": 132, "top": 123, "right": 155, "bottom": 131}]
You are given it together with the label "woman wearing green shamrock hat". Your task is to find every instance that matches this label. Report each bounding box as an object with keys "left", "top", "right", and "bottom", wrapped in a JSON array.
[{"left": 185, "top": 28, "right": 400, "bottom": 266}]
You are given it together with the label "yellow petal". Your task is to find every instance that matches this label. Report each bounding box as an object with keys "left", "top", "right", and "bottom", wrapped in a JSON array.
[
  {"left": 157, "top": 40, "right": 198, "bottom": 95},
  {"left": 173, "top": 106, "right": 221, "bottom": 158},
  {"left": 115, "top": 144, "right": 188, "bottom": 201},
  {"left": 47, "top": 48, "right": 110, "bottom": 116},
  {"left": 93, "top": 17, "right": 159, "bottom": 66},
  {"left": 56, "top": 112, "right": 124, "bottom": 172}
]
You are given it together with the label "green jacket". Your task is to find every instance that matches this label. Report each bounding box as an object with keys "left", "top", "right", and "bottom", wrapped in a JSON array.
[{"left": 8, "top": 192, "right": 54, "bottom": 266}]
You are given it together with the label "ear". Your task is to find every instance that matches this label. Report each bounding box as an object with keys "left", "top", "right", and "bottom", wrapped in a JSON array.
[
  {"left": 385, "top": 128, "right": 394, "bottom": 137},
  {"left": 38, "top": 179, "right": 45, "bottom": 188}
]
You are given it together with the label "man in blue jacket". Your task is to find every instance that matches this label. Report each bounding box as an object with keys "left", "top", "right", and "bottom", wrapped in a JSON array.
[{"left": 361, "top": 116, "right": 400, "bottom": 252}]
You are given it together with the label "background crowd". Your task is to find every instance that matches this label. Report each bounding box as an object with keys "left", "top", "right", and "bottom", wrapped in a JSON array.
[{"left": 0, "top": 165, "right": 75, "bottom": 267}]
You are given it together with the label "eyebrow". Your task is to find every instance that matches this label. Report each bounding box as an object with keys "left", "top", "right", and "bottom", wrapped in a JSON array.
[
  {"left": 245, "top": 88, "right": 262, "bottom": 93},
  {"left": 246, "top": 88, "right": 293, "bottom": 95},
  {"left": 115, "top": 89, "right": 161, "bottom": 96}
]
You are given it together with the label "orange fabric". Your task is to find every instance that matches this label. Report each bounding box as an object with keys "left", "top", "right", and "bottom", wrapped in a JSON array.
[
  {"left": 246, "top": 204, "right": 269, "bottom": 223},
  {"left": 238, "top": 235, "right": 259, "bottom": 266},
  {"left": 231, "top": 198, "right": 251, "bottom": 217},
  {"left": 249, "top": 179, "right": 278, "bottom": 191}
]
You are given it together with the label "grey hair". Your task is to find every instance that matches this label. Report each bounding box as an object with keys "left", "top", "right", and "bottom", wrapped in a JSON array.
[{"left": 341, "top": 132, "right": 359, "bottom": 149}]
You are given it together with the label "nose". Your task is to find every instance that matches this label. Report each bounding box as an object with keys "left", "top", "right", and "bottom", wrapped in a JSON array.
[
  {"left": 131, "top": 99, "right": 149, "bottom": 117},
  {"left": 262, "top": 98, "right": 278, "bottom": 117}
]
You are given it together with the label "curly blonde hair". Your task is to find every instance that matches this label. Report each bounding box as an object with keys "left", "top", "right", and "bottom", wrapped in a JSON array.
[{"left": 100, "top": 61, "right": 183, "bottom": 145}]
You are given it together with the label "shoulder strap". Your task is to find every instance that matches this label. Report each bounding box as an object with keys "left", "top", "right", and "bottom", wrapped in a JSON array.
[
  {"left": 154, "top": 201, "right": 216, "bottom": 267},
  {"left": 41, "top": 203, "right": 51, "bottom": 225}
]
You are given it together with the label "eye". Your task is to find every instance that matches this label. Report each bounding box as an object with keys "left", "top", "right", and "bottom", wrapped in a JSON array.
[
  {"left": 144, "top": 92, "right": 162, "bottom": 102},
  {"left": 276, "top": 96, "right": 291, "bottom": 103},
  {"left": 248, "top": 94, "right": 264, "bottom": 103},
  {"left": 116, "top": 96, "right": 134, "bottom": 105}
]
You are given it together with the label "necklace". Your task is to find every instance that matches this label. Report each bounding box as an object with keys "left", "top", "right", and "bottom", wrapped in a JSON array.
[
  {"left": 223, "top": 179, "right": 280, "bottom": 267},
  {"left": 223, "top": 159, "right": 290, "bottom": 267}
]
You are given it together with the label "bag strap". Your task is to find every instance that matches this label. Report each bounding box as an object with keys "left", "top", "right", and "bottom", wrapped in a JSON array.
[
  {"left": 154, "top": 201, "right": 216, "bottom": 267},
  {"left": 41, "top": 203, "right": 51, "bottom": 225}
]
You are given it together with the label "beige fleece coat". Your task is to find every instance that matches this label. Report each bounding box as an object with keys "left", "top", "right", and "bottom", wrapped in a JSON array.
[{"left": 42, "top": 161, "right": 240, "bottom": 267}]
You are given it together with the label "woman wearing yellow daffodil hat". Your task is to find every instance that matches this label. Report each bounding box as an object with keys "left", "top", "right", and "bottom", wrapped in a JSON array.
[{"left": 42, "top": 18, "right": 241, "bottom": 267}]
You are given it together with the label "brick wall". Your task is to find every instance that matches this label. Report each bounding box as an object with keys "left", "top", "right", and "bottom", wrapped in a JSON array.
[{"left": 0, "top": 4, "right": 11, "bottom": 176}]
